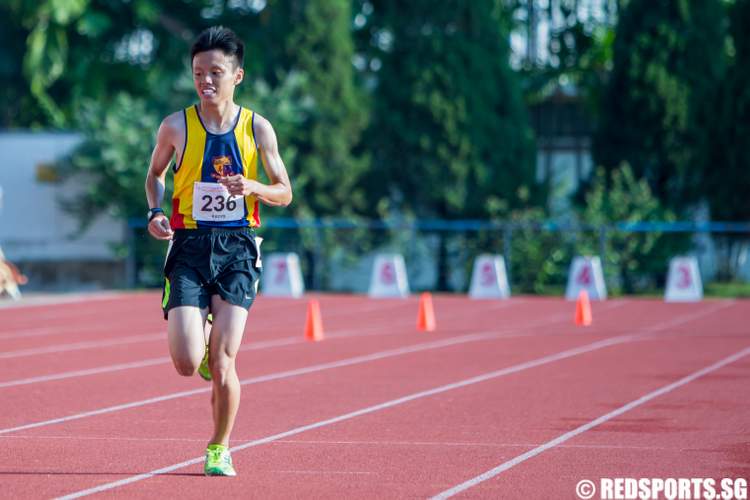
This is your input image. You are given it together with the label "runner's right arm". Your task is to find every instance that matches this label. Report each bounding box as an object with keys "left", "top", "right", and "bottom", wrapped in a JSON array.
[{"left": 145, "top": 114, "right": 181, "bottom": 240}]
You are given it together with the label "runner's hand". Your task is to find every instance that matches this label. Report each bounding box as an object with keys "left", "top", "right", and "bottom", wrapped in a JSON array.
[
  {"left": 148, "top": 214, "right": 174, "bottom": 240},
  {"left": 219, "top": 175, "right": 257, "bottom": 197}
]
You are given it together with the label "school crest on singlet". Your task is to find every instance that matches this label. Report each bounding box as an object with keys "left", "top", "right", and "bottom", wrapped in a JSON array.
[
  {"left": 211, "top": 155, "right": 234, "bottom": 179},
  {"left": 170, "top": 105, "right": 260, "bottom": 229}
]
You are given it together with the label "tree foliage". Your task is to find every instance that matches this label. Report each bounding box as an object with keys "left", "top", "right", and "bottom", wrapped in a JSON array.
[
  {"left": 360, "top": 0, "right": 537, "bottom": 220},
  {"left": 57, "top": 94, "right": 160, "bottom": 221},
  {"left": 6, "top": 0, "right": 748, "bottom": 234},
  {"left": 579, "top": 164, "right": 680, "bottom": 293},
  {"left": 592, "top": 0, "right": 727, "bottom": 214},
  {"left": 707, "top": 0, "right": 750, "bottom": 221},
  {"left": 282, "top": 0, "right": 369, "bottom": 218},
  {"left": 3, "top": 0, "right": 296, "bottom": 128}
]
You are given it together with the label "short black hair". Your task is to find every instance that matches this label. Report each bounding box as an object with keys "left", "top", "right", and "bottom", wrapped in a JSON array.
[{"left": 191, "top": 26, "right": 244, "bottom": 67}]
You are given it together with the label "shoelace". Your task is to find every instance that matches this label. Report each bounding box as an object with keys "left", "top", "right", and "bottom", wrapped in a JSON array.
[{"left": 207, "top": 448, "right": 231, "bottom": 465}]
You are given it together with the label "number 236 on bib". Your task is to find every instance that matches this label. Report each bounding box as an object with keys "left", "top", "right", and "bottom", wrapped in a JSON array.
[{"left": 192, "top": 182, "right": 244, "bottom": 222}]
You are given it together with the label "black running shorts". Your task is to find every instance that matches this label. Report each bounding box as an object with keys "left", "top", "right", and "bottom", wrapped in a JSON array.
[{"left": 161, "top": 227, "right": 262, "bottom": 320}]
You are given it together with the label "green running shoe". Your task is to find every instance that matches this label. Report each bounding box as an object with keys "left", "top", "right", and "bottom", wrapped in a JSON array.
[
  {"left": 198, "top": 344, "right": 211, "bottom": 381},
  {"left": 198, "top": 314, "right": 213, "bottom": 381},
  {"left": 204, "top": 444, "right": 236, "bottom": 476}
]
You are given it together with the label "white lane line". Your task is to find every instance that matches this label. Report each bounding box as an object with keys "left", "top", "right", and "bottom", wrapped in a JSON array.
[
  {"left": 0, "top": 323, "right": 122, "bottom": 341},
  {"left": 0, "top": 293, "right": 416, "bottom": 340},
  {"left": 0, "top": 318, "right": 425, "bottom": 388},
  {"left": 430, "top": 344, "right": 750, "bottom": 499},
  {"left": 0, "top": 333, "right": 164, "bottom": 360},
  {"left": 0, "top": 321, "right": 570, "bottom": 436},
  {"left": 0, "top": 316, "right": 411, "bottom": 362},
  {"left": 0, "top": 297, "right": 545, "bottom": 382},
  {"left": 0, "top": 310, "right": 491, "bottom": 388},
  {"left": 0, "top": 292, "right": 512, "bottom": 350},
  {"left": 270, "top": 440, "right": 675, "bottom": 451},
  {"left": 0, "top": 297, "right": 378, "bottom": 340},
  {"left": 0, "top": 434, "right": 681, "bottom": 452},
  {"left": 0, "top": 292, "right": 126, "bottom": 310},
  {"left": 51, "top": 301, "right": 729, "bottom": 499},
  {"left": 5, "top": 296, "right": 625, "bottom": 428},
  {"left": 272, "top": 470, "right": 376, "bottom": 475},
  {"left": 56, "top": 335, "right": 640, "bottom": 499},
  {"left": 0, "top": 358, "right": 170, "bottom": 389}
]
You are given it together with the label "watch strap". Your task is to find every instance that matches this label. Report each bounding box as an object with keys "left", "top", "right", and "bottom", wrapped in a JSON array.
[{"left": 148, "top": 207, "right": 165, "bottom": 222}]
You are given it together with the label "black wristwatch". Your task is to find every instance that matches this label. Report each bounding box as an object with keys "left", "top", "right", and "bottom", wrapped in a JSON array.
[{"left": 147, "top": 207, "right": 164, "bottom": 222}]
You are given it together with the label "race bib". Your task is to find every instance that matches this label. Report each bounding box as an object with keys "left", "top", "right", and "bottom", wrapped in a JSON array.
[{"left": 192, "top": 182, "right": 244, "bottom": 222}]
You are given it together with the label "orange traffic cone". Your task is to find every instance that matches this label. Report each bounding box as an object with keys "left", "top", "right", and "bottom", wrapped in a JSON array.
[
  {"left": 305, "top": 299, "right": 324, "bottom": 341},
  {"left": 417, "top": 292, "right": 436, "bottom": 332},
  {"left": 574, "top": 290, "right": 592, "bottom": 326}
]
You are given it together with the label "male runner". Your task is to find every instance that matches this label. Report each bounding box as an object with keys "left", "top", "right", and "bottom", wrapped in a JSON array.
[{"left": 145, "top": 26, "right": 292, "bottom": 476}]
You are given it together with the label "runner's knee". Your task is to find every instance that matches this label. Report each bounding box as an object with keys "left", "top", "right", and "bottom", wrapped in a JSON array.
[
  {"left": 173, "top": 357, "right": 200, "bottom": 376},
  {"left": 209, "top": 350, "right": 236, "bottom": 383}
]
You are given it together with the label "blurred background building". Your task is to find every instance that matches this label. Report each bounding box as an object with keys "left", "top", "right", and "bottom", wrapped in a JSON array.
[{"left": 0, "top": 133, "right": 125, "bottom": 290}]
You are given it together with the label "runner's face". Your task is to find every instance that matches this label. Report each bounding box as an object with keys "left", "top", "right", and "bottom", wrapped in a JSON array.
[{"left": 192, "top": 50, "right": 243, "bottom": 104}]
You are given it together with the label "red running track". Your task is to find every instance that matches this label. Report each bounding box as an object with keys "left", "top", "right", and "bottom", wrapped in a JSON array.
[{"left": 0, "top": 292, "right": 747, "bottom": 499}]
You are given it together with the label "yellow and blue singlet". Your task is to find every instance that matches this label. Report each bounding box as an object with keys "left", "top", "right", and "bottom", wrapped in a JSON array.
[{"left": 170, "top": 105, "right": 260, "bottom": 229}]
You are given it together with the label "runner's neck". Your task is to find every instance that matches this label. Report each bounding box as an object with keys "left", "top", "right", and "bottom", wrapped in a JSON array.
[{"left": 197, "top": 101, "right": 239, "bottom": 135}]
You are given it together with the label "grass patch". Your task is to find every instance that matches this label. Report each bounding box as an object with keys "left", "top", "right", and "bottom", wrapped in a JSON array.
[{"left": 704, "top": 281, "right": 750, "bottom": 298}]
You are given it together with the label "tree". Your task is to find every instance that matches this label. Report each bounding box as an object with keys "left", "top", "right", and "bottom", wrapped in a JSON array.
[
  {"left": 3, "top": 0, "right": 281, "bottom": 128},
  {"left": 0, "top": 1, "right": 49, "bottom": 127},
  {"left": 363, "top": 0, "right": 536, "bottom": 220},
  {"left": 357, "top": 0, "right": 536, "bottom": 289},
  {"left": 57, "top": 93, "right": 160, "bottom": 221},
  {"left": 282, "top": 0, "right": 369, "bottom": 218},
  {"left": 579, "top": 164, "right": 679, "bottom": 293},
  {"left": 592, "top": 0, "right": 727, "bottom": 214},
  {"left": 703, "top": 0, "right": 750, "bottom": 281},
  {"left": 512, "top": 0, "right": 617, "bottom": 111},
  {"left": 708, "top": 0, "right": 750, "bottom": 221}
]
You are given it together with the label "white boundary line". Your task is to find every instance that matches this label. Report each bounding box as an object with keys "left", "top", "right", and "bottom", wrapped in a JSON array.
[
  {"left": 1, "top": 298, "right": 619, "bottom": 388},
  {"left": 0, "top": 323, "right": 124, "bottom": 341},
  {"left": 430, "top": 344, "right": 750, "bottom": 499},
  {"left": 0, "top": 295, "right": 533, "bottom": 370},
  {"left": 0, "top": 333, "right": 165, "bottom": 360},
  {"left": 0, "top": 357, "right": 171, "bottom": 389},
  {"left": 0, "top": 300, "right": 700, "bottom": 435},
  {"left": 0, "top": 291, "right": 313, "bottom": 312},
  {"left": 0, "top": 292, "right": 127, "bottom": 310},
  {"left": 56, "top": 336, "right": 637, "bottom": 499},
  {"left": 0, "top": 317, "right": 414, "bottom": 361},
  {"left": 0, "top": 294, "right": 520, "bottom": 354},
  {"left": 0, "top": 435, "right": 676, "bottom": 452},
  {"left": 52, "top": 302, "right": 731, "bottom": 499},
  {"left": 0, "top": 320, "right": 420, "bottom": 389},
  {"left": 0, "top": 295, "right": 411, "bottom": 340},
  {"left": 0, "top": 311, "right": 576, "bottom": 434}
]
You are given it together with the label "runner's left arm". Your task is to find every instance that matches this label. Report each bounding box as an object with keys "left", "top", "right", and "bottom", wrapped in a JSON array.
[{"left": 219, "top": 114, "right": 292, "bottom": 207}]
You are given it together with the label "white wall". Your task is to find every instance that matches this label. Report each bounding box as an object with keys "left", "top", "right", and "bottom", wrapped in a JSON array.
[{"left": 0, "top": 132, "right": 124, "bottom": 262}]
